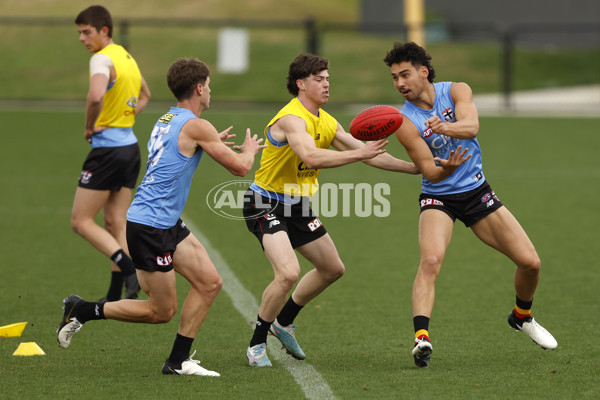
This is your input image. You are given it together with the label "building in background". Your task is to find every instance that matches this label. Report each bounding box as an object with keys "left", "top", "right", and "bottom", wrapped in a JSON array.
[{"left": 361, "top": 0, "right": 600, "bottom": 48}]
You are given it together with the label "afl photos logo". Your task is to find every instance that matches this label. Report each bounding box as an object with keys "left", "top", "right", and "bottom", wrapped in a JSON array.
[{"left": 206, "top": 180, "right": 278, "bottom": 220}]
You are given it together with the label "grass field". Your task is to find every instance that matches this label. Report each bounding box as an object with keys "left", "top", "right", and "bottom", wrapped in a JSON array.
[
  {"left": 0, "top": 108, "right": 598, "bottom": 399},
  {"left": 1, "top": 4, "right": 598, "bottom": 103}
]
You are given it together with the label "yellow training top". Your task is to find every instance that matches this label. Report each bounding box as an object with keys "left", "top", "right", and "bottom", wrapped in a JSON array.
[
  {"left": 253, "top": 97, "right": 338, "bottom": 198},
  {"left": 95, "top": 44, "right": 142, "bottom": 128}
]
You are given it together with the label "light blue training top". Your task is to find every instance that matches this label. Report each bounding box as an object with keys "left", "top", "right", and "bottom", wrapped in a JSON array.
[
  {"left": 90, "top": 126, "right": 138, "bottom": 148},
  {"left": 127, "top": 107, "right": 203, "bottom": 228},
  {"left": 401, "top": 81, "right": 485, "bottom": 195}
]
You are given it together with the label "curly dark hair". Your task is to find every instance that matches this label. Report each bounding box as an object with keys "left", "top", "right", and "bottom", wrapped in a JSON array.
[
  {"left": 286, "top": 53, "right": 329, "bottom": 96},
  {"left": 383, "top": 42, "right": 436, "bottom": 83}
]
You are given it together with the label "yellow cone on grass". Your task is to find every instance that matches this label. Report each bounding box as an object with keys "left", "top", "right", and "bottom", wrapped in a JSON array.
[
  {"left": 13, "top": 342, "right": 46, "bottom": 356},
  {"left": 0, "top": 321, "right": 28, "bottom": 337}
]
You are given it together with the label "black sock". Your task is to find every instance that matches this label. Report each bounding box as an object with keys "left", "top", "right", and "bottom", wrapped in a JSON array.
[
  {"left": 76, "top": 301, "right": 106, "bottom": 323},
  {"left": 250, "top": 315, "right": 273, "bottom": 347},
  {"left": 168, "top": 333, "right": 194, "bottom": 364},
  {"left": 515, "top": 295, "right": 533, "bottom": 311},
  {"left": 110, "top": 249, "right": 136, "bottom": 276},
  {"left": 276, "top": 297, "right": 303, "bottom": 327},
  {"left": 514, "top": 295, "right": 533, "bottom": 320},
  {"left": 106, "top": 271, "right": 124, "bottom": 301},
  {"left": 413, "top": 315, "right": 430, "bottom": 333}
]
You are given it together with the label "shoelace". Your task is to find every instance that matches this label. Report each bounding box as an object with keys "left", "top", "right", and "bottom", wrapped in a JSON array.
[
  {"left": 277, "top": 324, "right": 299, "bottom": 338},
  {"left": 186, "top": 350, "right": 201, "bottom": 365},
  {"left": 61, "top": 319, "right": 82, "bottom": 341},
  {"left": 250, "top": 344, "right": 267, "bottom": 358},
  {"left": 526, "top": 318, "right": 551, "bottom": 335}
]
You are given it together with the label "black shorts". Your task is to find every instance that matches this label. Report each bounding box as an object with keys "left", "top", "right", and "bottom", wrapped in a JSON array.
[
  {"left": 126, "top": 219, "right": 191, "bottom": 272},
  {"left": 78, "top": 143, "right": 141, "bottom": 191},
  {"left": 242, "top": 189, "right": 327, "bottom": 249},
  {"left": 419, "top": 181, "right": 503, "bottom": 227}
]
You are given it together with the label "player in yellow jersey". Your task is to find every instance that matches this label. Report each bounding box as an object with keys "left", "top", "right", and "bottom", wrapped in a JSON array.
[
  {"left": 244, "top": 53, "right": 419, "bottom": 367},
  {"left": 71, "top": 6, "right": 151, "bottom": 302}
]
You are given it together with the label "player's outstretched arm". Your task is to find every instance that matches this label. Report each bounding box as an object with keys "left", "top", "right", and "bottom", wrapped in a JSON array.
[
  {"left": 332, "top": 125, "right": 419, "bottom": 174},
  {"left": 281, "top": 117, "right": 387, "bottom": 169},
  {"left": 180, "top": 119, "right": 265, "bottom": 176}
]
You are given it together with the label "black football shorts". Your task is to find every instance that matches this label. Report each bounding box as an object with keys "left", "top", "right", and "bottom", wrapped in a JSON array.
[
  {"left": 78, "top": 143, "right": 141, "bottom": 191},
  {"left": 243, "top": 189, "right": 327, "bottom": 249},
  {"left": 419, "top": 181, "right": 503, "bottom": 227},
  {"left": 126, "top": 219, "right": 191, "bottom": 272}
]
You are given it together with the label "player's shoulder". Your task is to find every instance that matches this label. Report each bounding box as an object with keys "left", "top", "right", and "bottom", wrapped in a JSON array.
[
  {"left": 272, "top": 113, "right": 306, "bottom": 131},
  {"left": 396, "top": 114, "right": 419, "bottom": 137},
  {"left": 450, "top": 81, "right": 473, "bottom": 96},
  {"left": 183, "top": 117, "right": 216, "bottom": 134}
]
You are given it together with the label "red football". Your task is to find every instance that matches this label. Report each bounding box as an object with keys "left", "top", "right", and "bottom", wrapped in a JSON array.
[{"left": 349, "top": 105, "right": 403, "bottom": 141}]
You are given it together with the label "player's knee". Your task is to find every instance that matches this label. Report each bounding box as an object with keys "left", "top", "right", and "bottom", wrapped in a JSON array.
[
  {"left": 277, "top": 268, "right": 300, "bottom": 291},
  {"left": 152, "top": 306, "right": 177, "bottom": 324},
  {"left": 420, "top": 255, "right": 442, "bottom": 277},
  {"left": 70, "top": 216, "right": 87, "bottom": 235},
  {"left": 323, "top": 261, "right": 345, "bottom": 283},
  {"left": 520, "top": 254, "right": 541, "bottom": 274},
  {"left": 202, "top": 275, "right": 223, "bottom": 300},
  {"left": 103, "top": 215, "right": 124, "bottom": 235},
  {"left": 70, "top": 218, "right": 80, "bottom": 234}
]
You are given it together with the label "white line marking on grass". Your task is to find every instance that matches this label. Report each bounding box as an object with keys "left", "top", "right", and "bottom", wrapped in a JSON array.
[{"left": 185, "top": 218, "right": 337, "bottom": 400}]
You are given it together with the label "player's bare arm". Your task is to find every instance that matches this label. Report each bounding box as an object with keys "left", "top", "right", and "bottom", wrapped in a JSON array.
[
  {"left": 179, "top": 118, "right": 264, "bottom": 176},
  {"left": 275, "top": 116, "right": 387, "bottom": 169},
  {"left": 424, "top": 82, "right": 479, "bottom": 139},
  {"left": 84, "top": 72, "right": 110, "bottom": 141},
  {"left": 331, "top": 124, "right": 419, "bottom": 174},
  {"left": 396, "top": 118, "right": 470, "bottom": 183},
  {"left": 135, "top": 77, "right": 151, "bottom": 116}
]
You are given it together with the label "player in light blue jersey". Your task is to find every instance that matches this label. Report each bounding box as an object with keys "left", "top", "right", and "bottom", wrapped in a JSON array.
[
  {"left": 383, "top": 42, "right": 557, "bottom": 368},
  {"left": 57, "top": 58, "right": 265, "bottom": 377}
]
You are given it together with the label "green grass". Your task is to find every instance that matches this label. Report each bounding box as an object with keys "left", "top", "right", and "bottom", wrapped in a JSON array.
[
  {"left": 0, "top": 22, "right": 598, "bottom": 103},
  {"left": 0, "top": 109, "right": 599, "bottom": 399}
]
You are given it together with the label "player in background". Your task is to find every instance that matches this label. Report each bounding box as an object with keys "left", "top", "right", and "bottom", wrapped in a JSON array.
[
  {"left": 71, "top": 5, "right": 151, "bottom": 301},
  {"left": 244, "top": 53, "right": 421, "bottom": 367},
  {"left": 57, "top": 58, "right": 266, "bottom": 376},
  {"left": 383, "top": 42, "right": 557, "bottom": 368}
]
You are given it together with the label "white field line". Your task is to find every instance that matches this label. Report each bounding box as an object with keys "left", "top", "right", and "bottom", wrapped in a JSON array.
[{"left": 185, "top": 218, "right": 337, "bottom": 400}]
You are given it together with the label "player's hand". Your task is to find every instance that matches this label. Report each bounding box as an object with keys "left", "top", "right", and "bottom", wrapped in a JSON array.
[
  {"left": 360, "top": 138, "right": 388, "bottom": 159},
  {"left": 233, "top": 128, "right": 267, "bottom": 154},
  {"left": 219, "top": 125, "right": 237, "bottom": 147},
  {"left": 425, "top": 116, "right": 447, "bottom": 135},
  {"left": 434, "top": 145, "right": 471, "bottom": 173},
  {"left": 85, "top": 126, "right": 109, "bottom": 142}
]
